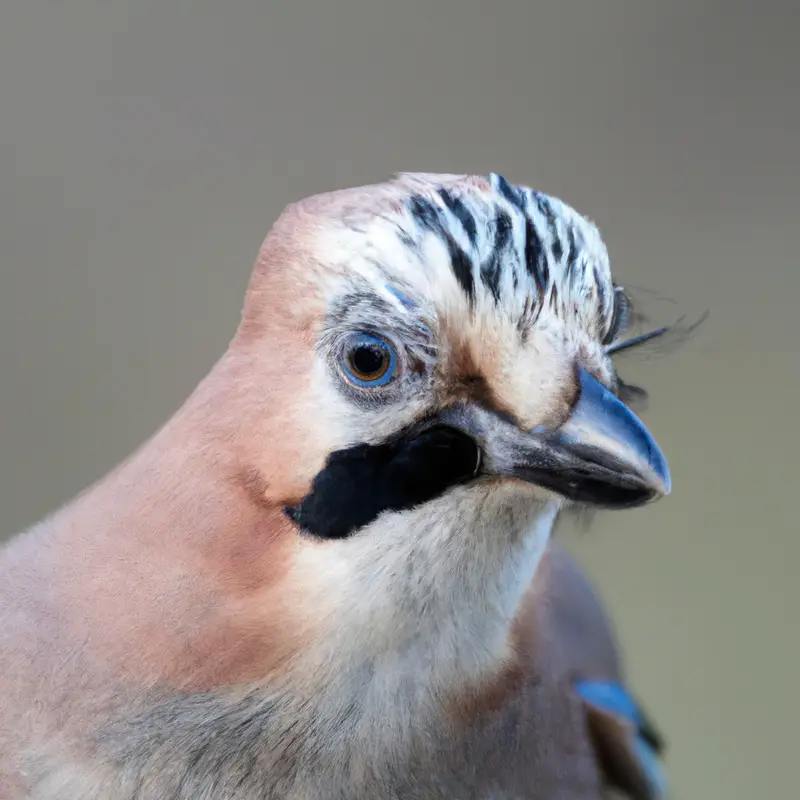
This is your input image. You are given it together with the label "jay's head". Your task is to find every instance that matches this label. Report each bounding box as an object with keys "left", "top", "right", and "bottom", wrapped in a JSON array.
[{"left": 231, "top": 172, "right": 670, "bottom": 549}]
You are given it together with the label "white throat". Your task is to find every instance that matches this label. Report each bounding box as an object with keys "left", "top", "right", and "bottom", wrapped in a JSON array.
[{"left": 289, "top": 482, "right": 560, "bottom": 713}]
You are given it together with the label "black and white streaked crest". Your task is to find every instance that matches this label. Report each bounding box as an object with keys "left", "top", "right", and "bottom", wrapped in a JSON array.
[
  {"left": 321, "top": 173, "right": 623, "bottom": 349},
  {"left": 383, "top": 173, "right": 620, "bottom": 345}
]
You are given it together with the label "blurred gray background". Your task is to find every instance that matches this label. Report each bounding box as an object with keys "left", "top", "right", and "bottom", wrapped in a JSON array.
[{"left": 1, "top": 1, "right": 797, "bottom": 796}]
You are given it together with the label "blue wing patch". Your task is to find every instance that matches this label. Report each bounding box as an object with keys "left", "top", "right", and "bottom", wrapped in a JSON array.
[
  {"left": 575, "top": 679, "right": 667, "bottom": 799},
  {"left": 575, "top": 679, "right": 643, "bottom": 724}
]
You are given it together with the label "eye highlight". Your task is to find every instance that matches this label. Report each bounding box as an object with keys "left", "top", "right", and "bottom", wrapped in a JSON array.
[{"left": 340, "top": 332, "right": 398, "bottom": 387}]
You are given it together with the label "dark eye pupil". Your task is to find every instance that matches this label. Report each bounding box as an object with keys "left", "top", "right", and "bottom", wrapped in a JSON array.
[{"left": 351, "top": 345, "right": 386, "bottom": 376}]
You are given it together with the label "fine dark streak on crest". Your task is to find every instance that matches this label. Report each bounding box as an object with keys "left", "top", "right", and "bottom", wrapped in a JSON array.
[
  {"left": 536, "top": 193, "right": 564, "bottom": 263},
  {"left": 397, "top": 229, "right": 419, "bottom": 254},
  {"left": 524, "top": 214, "right": 546, "bottom": 298},
  {"left": 594, "top": 267, "right": 608, "bottom": 321},
  {"left": 529, "top": 197, "right": 551, "bottom": 291},
  {"left": 565, "top": 227, "right": 579, "bottom": 286},
  {"left": 549, "top": 284, "right": 560, "bottom": 312},
  {"left": 437, "top": 188, "right": 478, "bottom": 247},
  {"left": 493, "top": 174, "right": 526, "bottom": 215},
  {"left": 409, "top": 195, "right": 476, "bottom": 303},
  {"left": 517, "top": 295, "right": 539, "bottom": 342},
  {"left": 448, "top": 244, "right": 476, "bottom": 305},
  {"left": 493, "top": 174, "right": 548, "bottom": 307},
  {"left": 480, "top": 210, "right": 512, "bottom": 303}
]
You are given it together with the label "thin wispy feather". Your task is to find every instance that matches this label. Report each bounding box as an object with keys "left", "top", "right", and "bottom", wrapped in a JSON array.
[
  {"left": 606, "top": 286, "right": 709, "bottom": 361},
  {"left": 608, "top": 312, "right": 709, "bottom": 359}
]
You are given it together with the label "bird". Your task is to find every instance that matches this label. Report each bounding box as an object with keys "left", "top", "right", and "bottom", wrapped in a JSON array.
[{"left": 0, "top": 172, "right": 672, "bottom": 799}]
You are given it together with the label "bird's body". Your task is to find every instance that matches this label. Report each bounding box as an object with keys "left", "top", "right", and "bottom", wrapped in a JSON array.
[{"left": 0, "top": 173, "right": 668, "bottom": 799}]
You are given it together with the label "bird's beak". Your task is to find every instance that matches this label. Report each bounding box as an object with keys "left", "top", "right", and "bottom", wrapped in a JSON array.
[{"left": 437, "top": 367, "right": 671, "bottom": 508}]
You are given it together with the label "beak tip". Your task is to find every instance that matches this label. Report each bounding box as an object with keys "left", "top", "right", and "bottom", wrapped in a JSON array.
[
  {"left": 640, "top": 443, "right": 671, "bottom": 502},
  {"left": 649, "top": 445, "right": 672, "bottom": 499},
  {"left": 560, "top": 368, "right": 674, "bottom": 508},
  {"left": 654, "top": 475, "right": 671, "bottom": 500}
]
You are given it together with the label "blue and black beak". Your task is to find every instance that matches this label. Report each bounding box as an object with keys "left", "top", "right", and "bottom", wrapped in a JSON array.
[{"left": 438, "top": 367, "right": 671, "bottom": 509}]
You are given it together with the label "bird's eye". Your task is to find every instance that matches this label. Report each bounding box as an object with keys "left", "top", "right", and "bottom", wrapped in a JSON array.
[
  {"left": 340, "top": 332, "right": 397, "bottom": 387},
  {"left": 602, "top": 287, "right": 630, "bottom": 345}
]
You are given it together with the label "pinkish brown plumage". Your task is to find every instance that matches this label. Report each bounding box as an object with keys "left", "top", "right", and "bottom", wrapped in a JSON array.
[{"left": 0, "top": 173, "right": 668, "bottom": 799}]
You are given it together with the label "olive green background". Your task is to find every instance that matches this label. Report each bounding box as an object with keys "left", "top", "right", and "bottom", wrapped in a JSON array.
[{"left": 1, "top": 2, "right": 797, "bottom": 797}]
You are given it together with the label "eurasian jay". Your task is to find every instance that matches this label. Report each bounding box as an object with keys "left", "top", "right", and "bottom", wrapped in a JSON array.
[{"left": 0, "top": 173, "right": 671, "bottom": 799}]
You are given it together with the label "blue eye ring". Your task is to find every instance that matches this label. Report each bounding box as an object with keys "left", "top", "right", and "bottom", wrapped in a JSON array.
[{"left": 340, "top": 332, "right": 398, "bottom": 388}]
